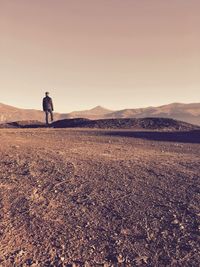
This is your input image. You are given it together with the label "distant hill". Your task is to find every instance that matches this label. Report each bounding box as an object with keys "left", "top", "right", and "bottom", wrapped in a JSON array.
[
  {"left": 0, "top": 102, "right": 200, "bottom": 125},
  {"left": 0, "top": 104, "right": 112, "bottom": 122},
  {"left": 0, "top": 103, "right": 61, "bottom": 122},
  {"left": 59, "top": 106, "right": 113, "bottom": 120},
  {"left": 105, "top": 103, "right": 200, "bottom": 125},
  {"left": 0, "top": 103, "right": 44, "bottom": 122}
]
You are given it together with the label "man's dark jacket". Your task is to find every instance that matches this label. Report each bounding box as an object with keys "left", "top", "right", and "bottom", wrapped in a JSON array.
[{"left": 43, "top": 96, "right": 54, "bottom": 111}]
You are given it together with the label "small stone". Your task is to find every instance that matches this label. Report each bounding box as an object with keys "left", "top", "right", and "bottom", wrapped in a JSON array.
[
  {"left": 149, "top": 233, "right": 154, "bottom": 239},
  {"left": 172, "top": 219, "right": 179, "bottom": 225},
  {"left": 161, "top": 230, "right": 168, "bottom": 238},
  {"left": 117, "top": 254, "right": 124, "bottom": 263},
  {"left": 135, "top": 256, "right": 149, "bottom": 265},
  {"left": 84, "top": 262, "right": 90, "bottom": 267},
  {"left": 121, "top": 228, "right": 131, "bottom": 235},
  {"left": 26, "top": 259, "right": 33, "bottom": 265},
  {"left": 18, "top": 250, "right": 24, "bottom": 256}
]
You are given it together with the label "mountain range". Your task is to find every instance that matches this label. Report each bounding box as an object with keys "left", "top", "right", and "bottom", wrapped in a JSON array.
[{"left": 0, "top": 102, "right": 200, "bottom": 125}]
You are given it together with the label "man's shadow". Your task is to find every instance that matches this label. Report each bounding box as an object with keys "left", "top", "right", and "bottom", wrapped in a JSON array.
[{"left": 104, "top": 130, "right": 200, "bottom": 144}]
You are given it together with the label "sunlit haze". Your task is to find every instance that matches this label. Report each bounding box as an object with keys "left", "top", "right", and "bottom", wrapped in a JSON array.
[{"left": 0, "top": 0, "right": 199, "bottom": 112}]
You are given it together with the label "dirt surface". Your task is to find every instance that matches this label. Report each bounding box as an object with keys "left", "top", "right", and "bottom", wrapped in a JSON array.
[{"left": 0, "top": 128, "right": 199, "bottom": 266}]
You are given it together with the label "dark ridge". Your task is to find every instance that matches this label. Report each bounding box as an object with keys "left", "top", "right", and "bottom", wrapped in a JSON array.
[
  {"left": 0, "top": 118, "right": 199, "bottom": 131},
  {"left": 52, "top": 118, "right": 91, "bottom": 128},
  {"left": 0, "top": 123, "right": 17, "bottom": 129},
  {"left": 0, "top": 120, "right": 46, "bottom": 128},
  {"left": 52, "top": 117, "right": 199, "bottom": 131}
]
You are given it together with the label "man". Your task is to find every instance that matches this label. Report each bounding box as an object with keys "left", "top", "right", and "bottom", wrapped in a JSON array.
[{"left": 42, "top": 92, "right": 54, "bottom": 125}]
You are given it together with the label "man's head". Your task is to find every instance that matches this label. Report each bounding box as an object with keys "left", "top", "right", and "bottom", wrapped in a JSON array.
[{"left": 45, "top": 92, "right": 49, "bottom": 96}]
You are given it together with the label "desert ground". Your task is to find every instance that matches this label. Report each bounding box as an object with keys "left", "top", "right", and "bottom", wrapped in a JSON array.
[{"left": 0, "top": 128, "right": 199, "bottom": 266}]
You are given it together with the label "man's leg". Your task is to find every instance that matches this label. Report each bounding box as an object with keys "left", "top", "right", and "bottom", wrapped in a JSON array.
[
  {"left": 50, "top": 110, "right": 53, "bottom": 122},
  {"left": 45, "top": 111, "right": 49, "bottom": 125}
]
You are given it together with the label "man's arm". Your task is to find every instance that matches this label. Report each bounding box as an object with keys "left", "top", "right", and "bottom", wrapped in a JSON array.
[
  {"left": 51, "top": 98, "right": 54, "bottom": 111},
  {"left": 42, "top": 98, "right": 45, "bottom": 111}
]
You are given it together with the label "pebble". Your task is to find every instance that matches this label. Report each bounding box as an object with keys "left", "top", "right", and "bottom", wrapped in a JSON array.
[
  {"left": 117, "top": 254, "right": 124, "bottom": 263},
  {"left": 12, "top": 145, "right": 20, "bottom": 149},
  {"left": 172, "top": 219, "right": 179, "bottom": 225}
]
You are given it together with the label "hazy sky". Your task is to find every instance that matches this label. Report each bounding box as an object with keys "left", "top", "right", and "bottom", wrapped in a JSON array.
[{"left": 0, "top": 0, "right": 199, "bottom": 112}]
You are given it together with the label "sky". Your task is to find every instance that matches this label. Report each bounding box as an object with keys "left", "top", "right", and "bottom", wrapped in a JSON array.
[{"left": 0, "top": 0, "right": 200, "bottom": 112}]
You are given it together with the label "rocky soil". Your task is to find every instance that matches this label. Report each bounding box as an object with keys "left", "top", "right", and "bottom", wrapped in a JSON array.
[{"left": 0, "top": 128, "right": 199, "bottom": 266}]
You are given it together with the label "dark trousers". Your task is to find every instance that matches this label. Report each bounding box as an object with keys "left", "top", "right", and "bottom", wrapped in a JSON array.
[{"left": 45, "top": 109, "right": 53, "bottom": 125}]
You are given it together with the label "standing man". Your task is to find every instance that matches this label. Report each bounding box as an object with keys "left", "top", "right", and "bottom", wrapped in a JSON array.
[{"left": 43, "top": 92, "right": 54, "bottom": 125}]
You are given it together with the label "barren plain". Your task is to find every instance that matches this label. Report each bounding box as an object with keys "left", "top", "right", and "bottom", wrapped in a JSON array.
[{"left": 0, "top": 128, "right": 199, "bottom": 266}]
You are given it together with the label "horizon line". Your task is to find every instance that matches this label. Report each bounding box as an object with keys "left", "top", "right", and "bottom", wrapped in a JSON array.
[{"left": 1, "top": 101, "right": 200, "bottom": 114}]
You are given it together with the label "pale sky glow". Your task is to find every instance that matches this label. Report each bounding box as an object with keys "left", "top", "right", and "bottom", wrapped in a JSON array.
[{"left": 0, "top": 0, "right": 199, "bottom": 112}]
